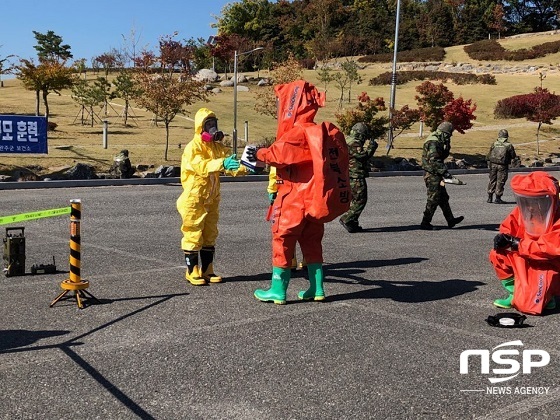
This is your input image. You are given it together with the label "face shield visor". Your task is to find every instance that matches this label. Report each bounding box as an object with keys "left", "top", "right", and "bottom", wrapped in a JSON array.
[{"left": 514, "top": 193, "right": 555, "bottom": 237}]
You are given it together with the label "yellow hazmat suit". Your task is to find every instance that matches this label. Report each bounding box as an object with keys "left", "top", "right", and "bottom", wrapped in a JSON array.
[{"left": 176, "top": 108, "right": 246, "bottom": 284}]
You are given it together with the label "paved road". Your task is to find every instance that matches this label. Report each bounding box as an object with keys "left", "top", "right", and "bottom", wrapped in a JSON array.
[{"left": 1, "top": 172, "right": 560, "bottom": 419}]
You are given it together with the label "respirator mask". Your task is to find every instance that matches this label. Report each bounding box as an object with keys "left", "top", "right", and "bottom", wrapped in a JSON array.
[{"left": 201, "top": 117, "right": 224, "bottom": 142}]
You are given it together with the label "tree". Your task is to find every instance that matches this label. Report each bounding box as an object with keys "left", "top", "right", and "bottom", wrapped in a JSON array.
[
  {"left": 209, "top": 35, "right": 232, "bottom": 77},
  {"left": 333, "top": 71, "right": 349, "bottom": 109},
  {"left": 32, "top": 30, "right": 73, "bottom": 63},
  {"left": 303, "top": 0, "right": 346, "bottom": 61},
  {"left": 442, "top": 97, "right": 477, "bottom": 134},
  {"left": 16, "top": 31, "right": 75, "bottom": 119},
  {"left": 112, "top": 70, "right": 141, "bottom": 126},
  {"left": 415, "top": 81, "right": 454, "bottom": 130},
  {"left": 71, "top": 79, "right": 90, "bottom": 125},
  {"left": 187, "top": 37, "right": 214, "bottom": 72},
  {"left": 71, "top": 79, "right": 105, "bottom": 126},
  {"left": 93, "top": 76, "right": 112, "bottom": 117},
  {"left": 134, "top": 34, "right": 208, "bottom": 160},
  {"left": 254, "top": 54, "right": 304, "bottom": 119},
  {"left": 93, "top": 51, "right": 122, "bottom": 76},
  {"left": 415, "top": 80, "right": 476, "bottom": 134},
  {"left": 390, "top": 105, "right": 422, "bottom": 142},
  {"left": 341, "top": 60, "right": 362, "bottom": 103},
  {"left": 486, "top": 3, "right": 507, "bottom": 38},
  {"left": 316, "top": 64, "right": 334, "bottom": 93},
  {"left": 16, "top": 59, "right": 76, "bottom": 118},
  {"left": 74, "top": 58, "right": 87, "bottom": 80},
  {"left": 0, "top": 46, "right": 14, "bottom": 88},
  {"left": 524, "top": 87, "right": 560, "bottom": 154},
  {"left": 335, "top": 92, "right": 388, "bottom": 139},
  {"left": 121, "top": 24, "right": 147, "bottom": 68},
  {"left": 16, "top": 59, "right": 42, "bottom": 115}
]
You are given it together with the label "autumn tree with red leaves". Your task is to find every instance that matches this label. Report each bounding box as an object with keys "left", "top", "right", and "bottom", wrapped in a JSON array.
[
  {"left": 390, "top": 105, "right": 421, "bottom": 140},
  {"left": 415, "top": 81, "right": 476, "bottom": 133},
  {"left": 526, "top": 87, "right": 560, "bottom": 154},
  {"left": 443, "top": 97, "right": 477, "bottom": 134},
  {"left": 335, "top": 92, "right": 388, "bottom": 140}
]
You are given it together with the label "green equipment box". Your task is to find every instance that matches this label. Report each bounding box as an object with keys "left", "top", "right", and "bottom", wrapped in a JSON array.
[{"left": 3, "top": 227, "right": 25, "bottom": 277}]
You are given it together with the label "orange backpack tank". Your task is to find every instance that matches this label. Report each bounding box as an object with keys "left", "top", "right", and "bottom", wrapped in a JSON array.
[{"left": 303, "top": 121, "right": 351, "bottom": 223}]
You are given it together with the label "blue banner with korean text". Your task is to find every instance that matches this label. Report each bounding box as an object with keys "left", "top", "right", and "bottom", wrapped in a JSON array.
[{"left": 0, "top": 115, "right": 48, "bottom": 154}]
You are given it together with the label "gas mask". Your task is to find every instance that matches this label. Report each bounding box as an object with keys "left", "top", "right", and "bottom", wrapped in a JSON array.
[
  {"left": 514, "top": 193, "right": 555, "bottom": 237},
  {"left": 201, "top": 117, "right": 224, "bottom": 142}
]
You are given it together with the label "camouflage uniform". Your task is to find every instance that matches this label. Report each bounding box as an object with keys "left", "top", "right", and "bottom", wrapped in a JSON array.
[
  {"left": 420, "top": 122, "right": 463, "bottom": 230},
  {"left": 112, "top": 149, "right": 134, "bottom": 179},
  {"left": 340, "top": 123, "right": 378, "bottom": 233},
  {"left": 486, "top": 129, "right": 516, "bottom": 204}
]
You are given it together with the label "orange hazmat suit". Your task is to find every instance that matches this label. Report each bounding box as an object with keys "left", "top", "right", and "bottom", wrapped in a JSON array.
[{"left": 489, "top": 171, "right": 560, "bottom": 314}]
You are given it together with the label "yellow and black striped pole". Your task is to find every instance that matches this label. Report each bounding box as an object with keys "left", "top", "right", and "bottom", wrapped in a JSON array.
[{"left": 50, "top": 199, "right": 97, "bottom": 309}]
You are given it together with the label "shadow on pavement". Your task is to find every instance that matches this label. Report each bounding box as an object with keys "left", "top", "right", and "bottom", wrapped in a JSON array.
[
  {"left": 0, "top": 329, "right": 70, "bottom": 351},
  {"left": 325, "top": 257, "right": 428, "bottom": 285},
  {"left": 0, "top": 292, "right": 189, "bottom": 420},
  {"left": 327, "top": 278, "right": 486, "bottom": 303},
  {"left": 226, "top": 257, "right": 427, "bottom": 284},
  {"left": 345, "top": 223, "right": 500, "bottom": 233}
]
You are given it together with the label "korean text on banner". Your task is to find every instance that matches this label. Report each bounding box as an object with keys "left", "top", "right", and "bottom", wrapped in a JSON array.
[{"left": 0, "top": 115, "right": 48, "bottom": 154}]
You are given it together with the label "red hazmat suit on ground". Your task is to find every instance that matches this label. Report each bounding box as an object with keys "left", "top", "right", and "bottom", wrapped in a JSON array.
[
  {"left": 251, "top": 80, "right": 350, "bottom": 304},
  {"left": 490, "top": 171, "right": 560, "bottom": 315}
]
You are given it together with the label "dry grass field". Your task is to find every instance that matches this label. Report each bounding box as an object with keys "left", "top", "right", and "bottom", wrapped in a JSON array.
[{"left": 1, "top": 31, "right": 560, "bottom": 177}]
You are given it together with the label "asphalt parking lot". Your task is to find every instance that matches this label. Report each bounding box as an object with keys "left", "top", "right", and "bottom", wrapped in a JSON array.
[{"left": 1, "top": 171, "right": 560, "bottom": 419}]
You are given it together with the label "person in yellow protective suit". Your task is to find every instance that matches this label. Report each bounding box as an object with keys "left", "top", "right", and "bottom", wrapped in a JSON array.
[
  {"left": 267, "top": 166, "right": 306, "bottom": 271},
  {"left": 176, "top": 107, "right": 248, "bottom": 285}
]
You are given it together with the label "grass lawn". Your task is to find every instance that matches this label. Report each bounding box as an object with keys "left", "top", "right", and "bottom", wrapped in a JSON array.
[{"left": 1, "top": 31, "right": 560, "bottom": 177}]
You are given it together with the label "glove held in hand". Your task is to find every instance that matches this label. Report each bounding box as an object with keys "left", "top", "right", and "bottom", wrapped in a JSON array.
[
  {"left": 494, "top": 233, "right": 520, "bottom": 251},
  {"left": 268, "top": 192, "right": 277, "bottom": 205},
  {"left": 245, "top": 146, "right": 261, "bottom": 163},
  {"left": 223, "top": 154, "right": 240, "bottom": 171}
]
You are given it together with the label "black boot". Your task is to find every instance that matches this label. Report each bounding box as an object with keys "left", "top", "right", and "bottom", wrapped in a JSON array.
[
  {"left": 494, "top": 196, "right": 505, "bottom": 204},
  {"left": 487, "top": 193, "right": 493, "bottom": 203},
  {"left": 448, "top": 216, "right": 464, "bottom": 228},
  {"left": 200, "top": 246, "right": 222, "bottom": 283},
  {"left": 340, "top": 218, "right": 362, "bottom": 233},
  {"left": 420, "top": 211, "right": 434, "bottom": 230},
  {"left": 184, "top": 251, "right": 205, "bottom": 285}
]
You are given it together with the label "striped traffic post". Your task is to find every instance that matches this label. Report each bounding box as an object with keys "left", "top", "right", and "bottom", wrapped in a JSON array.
[{"left": 50, "top": 199, "right": 98, "bottom": 309}]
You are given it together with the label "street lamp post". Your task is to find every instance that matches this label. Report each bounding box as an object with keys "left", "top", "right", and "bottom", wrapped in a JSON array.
[
  {"left": 386, "top": 0, "right": 402, "bottom": 154},
  {"left": 233, "top": 47, "right": 263, "bottom": 155}
]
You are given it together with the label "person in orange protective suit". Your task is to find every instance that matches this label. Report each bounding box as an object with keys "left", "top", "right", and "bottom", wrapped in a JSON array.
[
  {"left": 267, "top": 166, "right": 306, "bottom": 271},
  {"left": 176, "top": 107, "right": 248, "bottom": 286},
  {"left": 490, "top": 171, "right": 560, "bottom": 315},
  {"left": 246, "top": 80, "right": 346, "bottom": 304}
]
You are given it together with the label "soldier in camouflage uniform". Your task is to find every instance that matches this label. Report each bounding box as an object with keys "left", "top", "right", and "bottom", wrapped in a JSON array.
[
  {"left": 339, "top": 122, "right": 378, "bottom": 233},
  {"left": 112, "top": 149, "right": 134, "bottom": 179},
  {"left": 420, "top": 121, "right": 464, "bottom": 230},
  {"left": 486, "top": 129, "right": 516, "bottom": 204}
]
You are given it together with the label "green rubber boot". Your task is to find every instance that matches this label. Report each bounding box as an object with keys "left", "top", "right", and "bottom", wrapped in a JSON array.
[
  {"left": 493, "top": 278, "right": 515, "bottom": 309},
  {"left": 298, "top": 263, "right": 325, "bottom": 301},
  {"left": 254, "top": 267, "right": 291, "bottom": 305}
]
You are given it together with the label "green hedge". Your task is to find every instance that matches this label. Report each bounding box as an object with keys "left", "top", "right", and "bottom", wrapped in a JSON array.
[
  {"left": 465, "top": 39, "right": 560, "bottom": 61},
  {"left": 369, "top": 71, "right": 496, "bottom": 86},
  {"left": 358, "top": 47, "right": 445, "bottom": 63}
]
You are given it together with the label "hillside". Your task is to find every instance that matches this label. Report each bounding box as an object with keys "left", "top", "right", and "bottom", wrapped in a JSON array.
[{"left": 1, "top": 31, "right": 560, "bottom": 180}]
